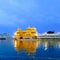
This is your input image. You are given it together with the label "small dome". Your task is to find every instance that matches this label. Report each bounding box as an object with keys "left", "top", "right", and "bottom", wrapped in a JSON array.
[
  {"left": 16, "top": 28, "right": 22, "bottom": 32},
  {"left": 26, "top": 26, "right": 31, "bottom": 30}
]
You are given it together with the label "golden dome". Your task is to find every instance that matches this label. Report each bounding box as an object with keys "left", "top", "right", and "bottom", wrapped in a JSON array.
[
  {"left": 14, "top": 27, "right": 38, "bottom": 37},
  {"left": 14, "top": 28, "right": 22, "bottom": 36},
  {"left": 16, "top": 28, "right": 22, "bottom": 32},
  {"left": 26, "top": 26, "right": 31, "bottom": 30}
]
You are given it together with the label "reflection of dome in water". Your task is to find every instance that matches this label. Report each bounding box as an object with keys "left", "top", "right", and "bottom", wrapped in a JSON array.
[
  {"left": 24, "top": 40, "right": 38, "bottom": 53},
  {"left": 14, "top": 40, "right": 24, "bottom": 51},
  {"left": 13, "top": 39, "right": 39, "bottom": 53}
]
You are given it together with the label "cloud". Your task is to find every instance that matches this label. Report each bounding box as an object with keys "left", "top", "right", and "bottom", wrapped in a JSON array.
[
  {"left": 0, "top": 0, "right": 60, "bottom": 27},
  {"left": 0, "top": 10, "right": 15, "bottom": 26},
  {"left": 0, "top": 9, "right": 28, "bottom": 26},
  {"left": 0, "top": 0, "right": 39, "bottom": 26}
]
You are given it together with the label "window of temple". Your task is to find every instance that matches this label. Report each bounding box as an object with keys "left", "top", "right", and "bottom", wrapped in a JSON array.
[{"left": 20, "top": 37, "right": 23, "bottom": 39}]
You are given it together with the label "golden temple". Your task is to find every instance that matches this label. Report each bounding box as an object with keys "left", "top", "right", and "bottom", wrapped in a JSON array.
[
  {"left": 13, "top": 27, "right": 39, "bottom": 54},
  {"left": 14, "top": 27, "right": 38, "bottom": 38}
]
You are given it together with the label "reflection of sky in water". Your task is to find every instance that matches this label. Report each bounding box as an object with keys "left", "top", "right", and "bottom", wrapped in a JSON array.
[{"left": 0, "top": 38, "right": 60, "bottom": 60}]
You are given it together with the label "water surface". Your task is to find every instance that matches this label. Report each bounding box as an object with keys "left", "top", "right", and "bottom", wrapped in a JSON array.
[{"left": 0, "top": 38, "right": 60, "bottom": 60}]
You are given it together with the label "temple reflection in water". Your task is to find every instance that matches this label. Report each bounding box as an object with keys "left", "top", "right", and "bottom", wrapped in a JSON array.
[{"left": 13, "top": 39, "right": 39, "bottom": 54}]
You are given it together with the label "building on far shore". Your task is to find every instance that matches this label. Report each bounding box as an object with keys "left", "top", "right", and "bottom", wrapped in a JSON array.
[{"left": 39, "top": 31, "right": 60, "bottom": 39}]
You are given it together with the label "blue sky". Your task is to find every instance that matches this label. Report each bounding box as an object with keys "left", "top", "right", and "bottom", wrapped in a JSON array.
[{"left": 0, "top": 0, "right": 60, "bottom": 34}]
